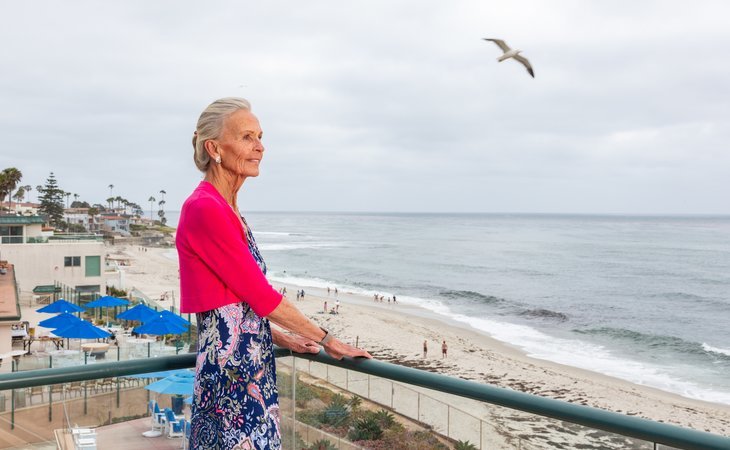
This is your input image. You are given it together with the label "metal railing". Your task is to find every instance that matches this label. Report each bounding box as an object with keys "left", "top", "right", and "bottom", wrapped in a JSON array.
[{"left": 0, "top": 350, "right": 728, "bottom": 449}]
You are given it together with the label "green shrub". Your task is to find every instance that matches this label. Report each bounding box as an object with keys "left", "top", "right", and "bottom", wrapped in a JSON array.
[
  {"left": 454, "top": 440, "right": 479, "bottom": 450},
  {"left": 348, "top": 415, "right": 383, "bottom": 442},
  {"left": 308, "top": 439, "right": 338, "bottom": 450},
  {"left": 319, "top": 394, "right": 351, "bottom": 426},
  {"left": 372, "top": 409, "right": 396, "bottom": 429}
]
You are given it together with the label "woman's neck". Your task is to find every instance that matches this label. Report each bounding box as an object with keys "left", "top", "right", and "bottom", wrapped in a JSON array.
[{"left": 204, "top": 170, "right": 245, "bottom": 210}]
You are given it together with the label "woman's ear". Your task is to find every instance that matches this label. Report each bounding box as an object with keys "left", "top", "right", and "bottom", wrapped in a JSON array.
[{"left": 204, "top": 139, "right": 218, "bottom": 160}]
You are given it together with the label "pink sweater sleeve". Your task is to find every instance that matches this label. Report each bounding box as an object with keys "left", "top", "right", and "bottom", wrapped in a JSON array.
[{"left": 183, "top": 196, "right": 282, "bottom": 317}]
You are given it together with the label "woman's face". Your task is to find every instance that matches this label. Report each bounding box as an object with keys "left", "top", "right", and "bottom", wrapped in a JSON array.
[{"left": 215, "top": 109, "right": 264, "bottom": 178}]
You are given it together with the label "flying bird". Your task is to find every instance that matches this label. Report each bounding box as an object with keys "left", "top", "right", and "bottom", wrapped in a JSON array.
[{"left": 483, "top": 38, "right": 534, "bottom": 78}]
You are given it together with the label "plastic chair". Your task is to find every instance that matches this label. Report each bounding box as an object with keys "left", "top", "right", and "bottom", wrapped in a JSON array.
[
  {"left": 164, "top": 409, "right": 184, "bottom": 438},
  {"left": 182, "top": 420, "right": 191, "bottom": 449}
]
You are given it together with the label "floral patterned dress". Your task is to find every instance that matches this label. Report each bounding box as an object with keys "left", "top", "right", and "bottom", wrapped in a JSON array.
[{"left": 190, "top": 216, "right": 281, "bottom": 450}]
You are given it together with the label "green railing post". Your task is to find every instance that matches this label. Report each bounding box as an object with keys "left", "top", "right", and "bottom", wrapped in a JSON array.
[{"left": 11, "top": 386, "right": 15, "bottom": 430}]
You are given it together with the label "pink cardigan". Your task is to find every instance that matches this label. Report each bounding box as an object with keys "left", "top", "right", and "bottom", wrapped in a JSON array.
[{"left": 176, "top": 181, "right": 283, "bottom": 315}]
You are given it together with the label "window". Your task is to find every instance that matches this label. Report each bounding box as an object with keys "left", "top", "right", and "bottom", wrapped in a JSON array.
[
  {"left": 85, "top": 256, "right": 101, "bottom": 277},
  {"left": 64, "top": 256, "right": 81, "bottom": 267},
  {"left": 0, "top": 225, "right": 23, "bottom": 244}
]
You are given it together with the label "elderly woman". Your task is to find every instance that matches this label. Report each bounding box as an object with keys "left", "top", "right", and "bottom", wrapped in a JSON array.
[{"left": 177, "top": 97, "right": 371, "bottom": 449}]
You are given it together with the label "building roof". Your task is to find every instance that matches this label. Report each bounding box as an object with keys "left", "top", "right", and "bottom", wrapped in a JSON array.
[
  {"left": 0, "top": 215, "right": 45, "bottom": 225},
  {"left": 0, "top": 263, "right": 22, "bottom": 321}
]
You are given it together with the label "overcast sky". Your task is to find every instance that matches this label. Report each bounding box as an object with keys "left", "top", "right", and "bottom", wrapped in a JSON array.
[{"left": 1, "top": 1, "right": 729, "bottom": 214}]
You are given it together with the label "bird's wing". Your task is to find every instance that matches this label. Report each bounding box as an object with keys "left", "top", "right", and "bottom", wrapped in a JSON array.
[
  {"left": 483, "top": 38, "right": 511, "bottom": 53},
  {"left": 513, "top": 54, "right": 535, "bottom": 78}
]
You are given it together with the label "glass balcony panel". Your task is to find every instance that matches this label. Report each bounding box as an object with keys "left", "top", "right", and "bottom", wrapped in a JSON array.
[{"left": 292, "top": 356, "right": 658, "bottom": 450}]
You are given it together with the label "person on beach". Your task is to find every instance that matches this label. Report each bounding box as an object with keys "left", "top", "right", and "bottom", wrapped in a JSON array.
[
  {"left": 177, "top": 97, "right": 371, "bottom": 450},
  {"left": 335, "top": 299, "right": 340, "bottom": 313},
  {"left": 423, "top": 340, "right": 428, "bottom": 358},
  {"left": 442, "top": 340, "right": 448, "bottom": 358},
  {"left": 324, "top": 301, "right": 328, "bottom": 313}
]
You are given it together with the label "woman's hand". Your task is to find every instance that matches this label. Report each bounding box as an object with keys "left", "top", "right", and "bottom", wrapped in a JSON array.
[
  {"left": 285, "top": 335, "right": 320, "bottom": 354},
  {"left": 323, "top": 338, "right": 372, "bottom": 360}
]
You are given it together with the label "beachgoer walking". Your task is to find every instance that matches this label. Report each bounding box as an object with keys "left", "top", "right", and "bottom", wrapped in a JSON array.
[
  {"left": 393, "top": 295, "right": 396, "bottom": 303},
  {"left": 327, "top": 287, "right": 331, "bottom": 295},
  {"left": 178, "top": 97, "right": 371, "bottom": 449},
  {"left": 324, "top": 301, "right": 328, "bottom": 313},
  {"left": 423, "top": 340, "right": 428, "bottom": 358},
  {"left": 442, "top": 340, "right": 448, "bottom": 358},
  {"left": 334, "top": 287, "right": 338, "bottom": 297},
  {"left": 335, "top": 299, "right": 340, "bottom": 313}
]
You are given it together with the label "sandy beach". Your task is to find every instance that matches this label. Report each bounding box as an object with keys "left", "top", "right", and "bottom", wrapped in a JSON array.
[{"left": 110, "top": 243, "right": 730, "bottom": 439}]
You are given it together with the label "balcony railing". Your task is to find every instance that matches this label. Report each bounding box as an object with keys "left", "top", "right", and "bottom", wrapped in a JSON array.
[{"left": 0, "top": 350, "right": 728, "bottom": 449}]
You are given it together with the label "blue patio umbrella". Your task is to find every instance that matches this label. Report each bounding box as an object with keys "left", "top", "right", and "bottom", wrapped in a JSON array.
[
  {"left": 117, "top": 303, "right": 157, "bottom": 322},
  {"left": 131, "top": 369, "right": 194, "bottom": 380},
  {"left": 36, "top": 298, "right": 84, "bottom": 314},
  {"left": 85, "top": 296, "right": 129, "bottom": 326},
  {"left": 157, "top": 310, "right": 191, "bottom": 327},
  {"left": 52, "top": 320, "right": 111, "bottom": 339},
  {"left": 145, "top": 373, "right": 194, "bottom": 396},
  {"left": 85, "top": 295, "right": 130, "bottom": 308},
  {"left": 38, "top": 312, "right": 82, "bottom": 329},
  {"left": 134, "top": 315, "right": 187, "bottom": 336}
]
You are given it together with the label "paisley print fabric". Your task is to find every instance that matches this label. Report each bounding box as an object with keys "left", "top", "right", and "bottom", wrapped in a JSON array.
[{"left": 190, "top": 216, "right": 280, "bottom": 450}]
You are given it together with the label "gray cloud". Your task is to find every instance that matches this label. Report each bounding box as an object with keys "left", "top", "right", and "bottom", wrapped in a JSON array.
[{"left": 1, "top": 1, "right": 728, "bottom": 214}]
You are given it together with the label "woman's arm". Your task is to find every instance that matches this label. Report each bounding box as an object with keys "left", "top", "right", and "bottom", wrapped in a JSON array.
[{"left": 267, "top": 296, "right": 372, "bottom": 360}]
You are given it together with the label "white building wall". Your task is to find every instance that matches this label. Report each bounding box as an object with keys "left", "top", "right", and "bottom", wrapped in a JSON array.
[{"left": 0, "top": 242, "right": 105, "bottom": 293}]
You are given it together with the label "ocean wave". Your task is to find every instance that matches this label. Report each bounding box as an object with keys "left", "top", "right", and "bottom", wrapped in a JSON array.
[
  {"left": 575, "top": 327, "right": 730, "bottom": 361},
  {"left": 651, "top": 292, "right": 708, "bottom": 301},
  {"left": 518, "top": 308, "right": 569, "bottom": 322},
  {"left": 439, "top": 289, "right": 505, "bottom": 305},
  {"left": 255, "top": 231, "right": 304, "bottom": 236},
  {"left": 258, "top": 242, "right": 340, "bottom": 251},
  {"left": 703, "top": 343, "right": 730, "bottom": 357}
]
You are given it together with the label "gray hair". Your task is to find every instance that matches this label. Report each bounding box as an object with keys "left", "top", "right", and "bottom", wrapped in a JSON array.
[{"left": 192, "top": 97, "right": 252, "bottom": 172}]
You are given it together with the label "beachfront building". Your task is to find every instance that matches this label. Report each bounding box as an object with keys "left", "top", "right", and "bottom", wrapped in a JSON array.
[
  {"left": 63, "top": 207, "right": 101, "bottom": 232},
  {"left": 0, "top": 201, "right": 40, "bottom": 216},
  {"left": 0, "top": 216, "right": 106, "bottom": 298},
  {"left": 101, "top": 215, "right": 130, "bottom": 235},
  {"left": 0, "top": 262, "right": 22, "bottom": 356}
]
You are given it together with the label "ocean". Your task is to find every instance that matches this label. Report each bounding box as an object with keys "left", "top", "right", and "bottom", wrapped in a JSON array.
[{"left": 166, "top": 211, "right": 730, "bottom": 406}]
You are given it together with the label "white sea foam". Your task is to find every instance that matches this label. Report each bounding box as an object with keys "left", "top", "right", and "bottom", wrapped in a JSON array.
[
  {"left": 703, "top": 343, "right": 730, "bottom": 357},
  {"left": 256, "top": 231, "right": 297, "bottom": 236}
]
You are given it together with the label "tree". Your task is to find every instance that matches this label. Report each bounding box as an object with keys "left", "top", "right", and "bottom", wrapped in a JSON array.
[
  {"left": 157, "top": 199, "right": 167, "bottom": 225},
  {"left": 148, "top": 196, "right": 156, "bottom": 220},
  {"left": 65, "top": 191, "right": 72, "bottom": 208},
  {"left": 108, "top": 184, "right": 114, "bottom": 198},
  {"left": 159, "top": 189, "right": 166, "bottom": 202},
  {"left": 106, "top": 197, "right": 114, "bottom": 209},
  {"left": 12, "top": 186, "right": 26, "bottom": 204},
  {"left": 0, "top": 167, "right": 23, "bottom": 208},
  {"left": 38, "top": 172, "right": 65, "bottom": 227}
]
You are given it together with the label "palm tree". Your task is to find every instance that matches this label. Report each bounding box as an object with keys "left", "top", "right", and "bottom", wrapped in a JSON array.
[
  {"left": 108, "top": 184, "right": 114, "bottom": 198},
  {"left": 148, "top": 196, "right": 156, "bottom": 220},
  {"left": 106, "top": 197, "right": 114, "bottom": 209},
  {"left": 73, "top": 193, "right": 79, "bottom": 205},
  {"left": 0, "top": 167, "right": 23, "bottom": 208},
  {"left": 159, "top": 189, "right": 166, "bottom": 202},
  {"left": 65, "top": 191, "right": 72, "bottom": 209}
]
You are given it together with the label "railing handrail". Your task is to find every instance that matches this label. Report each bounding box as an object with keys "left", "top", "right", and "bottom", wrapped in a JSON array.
[{"left": 1, "top": 349, "right": 728, "bottom": 450}]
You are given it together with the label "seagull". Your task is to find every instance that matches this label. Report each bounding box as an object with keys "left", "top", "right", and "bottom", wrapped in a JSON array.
[{"left": 483, "top": 38, "right": 534, "bottom": 78}]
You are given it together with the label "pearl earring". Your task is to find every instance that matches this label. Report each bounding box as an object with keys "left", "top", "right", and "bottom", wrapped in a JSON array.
[{"left": 215, "top": 155, "right": 221, "bottom": 164}]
